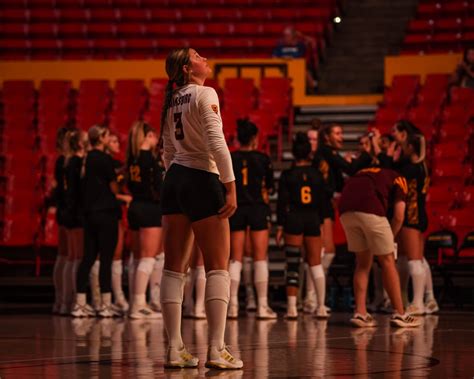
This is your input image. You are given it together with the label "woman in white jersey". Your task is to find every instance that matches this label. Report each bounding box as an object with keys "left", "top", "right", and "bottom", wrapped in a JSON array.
[{"left": 160, "top": 48, "right": 243, "bottom": 370}]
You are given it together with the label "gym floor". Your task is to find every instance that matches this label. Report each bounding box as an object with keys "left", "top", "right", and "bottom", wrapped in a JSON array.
[{"left": 0, "top": 312, "right": 472, "bottom": 378}]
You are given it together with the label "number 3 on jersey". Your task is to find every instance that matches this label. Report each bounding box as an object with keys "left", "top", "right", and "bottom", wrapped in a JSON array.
[
  {"left": 174, "top": 112, "right": 184, "bottom": 140},
  {"left": 301, "top": 186, "right": 312, "bottom": 204}
]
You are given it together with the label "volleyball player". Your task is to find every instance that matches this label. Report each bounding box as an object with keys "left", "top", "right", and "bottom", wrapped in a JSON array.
[
  {"left": 51, "top": 127, "right": 69, "bottom": 314},
  {"left": 242, "top": 231, "right": 257, "bottom": 311},
  {"left": 71, "top": 126, "right": 121, "bottom": 318},
  {"left": 63, "top": 129, "right": 87, "bottom": 315},
  {"left": 183, "top": 242, "right": 207, "bottom": 319},
  {"left": 392, "top": 121, "right": 438, "bottom": 315},
  {"left": 228, "top": 118, "right": 276, "bottom": 320},
  {"left": 126, "top": 121, "right": 163, "bottom": 319},
  {"left": 160, "top": 48, "right": 243, "bottom": 369},
  {"left": 276, "top": 133, "right": 329, "bottom": 319}
]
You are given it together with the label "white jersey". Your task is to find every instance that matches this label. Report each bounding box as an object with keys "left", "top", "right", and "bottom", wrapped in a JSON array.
[{"left": 162, "top": 83, "right": 235, "bottom": 183}]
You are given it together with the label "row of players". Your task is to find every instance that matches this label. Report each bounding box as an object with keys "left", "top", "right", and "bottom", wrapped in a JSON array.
[{"left": 49, "top": 116, "right": 438, "bottom": 323}]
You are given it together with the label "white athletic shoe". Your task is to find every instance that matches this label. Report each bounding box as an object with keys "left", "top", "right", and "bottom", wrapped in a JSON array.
[
  {"left": 246, "top": 294, "right": 257, "bottom": 312},
  {"left": 205, "top": 345, "right": 243, "bottom": 370},
  {"left": 71, "top": 303, "right": 96, "bottom": 318},
  {"left": 97, "top": 304, "right": 122, "bottom": 318},
  {"left": 227, "top": 303, "right": 239, "bottom": 319},
  {"left": 149, "top": 301, "right": 162, "bottom": 313},
  {"left": 129, "top": 305, "right": 163, "bottom": 320},
  {"left": 424, "top": 299, "right": 439, "bottom": 314},
  {"left": 406, "top": 303, "right": 426, "bottom": 316},
  {"left": 192, "top": 307, "right": 206, "bottom": 320},
  {"left": 285, "top": 307, "right": 298, "bottom": 320},
  {"left": 325, "top": 305, "right": 332, "bottom": 313},
  {"left": 164, "top": 345, "right": 199, "bottom": 369},
  {"left": 303, "top": 296, "right": 317, "bottom": 314},
  {"left": 114, "top": 299, "right": 130, "bottom": 314},
  {"left": 367, "top": 298, "right": 385, "bottom": 313},
  {"left": 256, "top": 305, "right": 277, "bottom": 320},
  {"left": 314, "top": 306, "right": 329, "bottom": 319},
  {"left": 350, "top": 313, "right": 377, "bottom": 328},
  {"left": 390, "top": 312, "right": 422, "bottom": 328}
]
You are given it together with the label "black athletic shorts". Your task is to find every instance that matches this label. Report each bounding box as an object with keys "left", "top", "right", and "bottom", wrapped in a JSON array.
[
  {"left": 62, "top": 208, "right": 84, "bottom": 229},
  {"left": 56, "top": 207, "right": 66, "bottom": 226},
  {"left": 127, "top": 200, "right": 162, "bottom": 231},
  {"left": 403, "top": 207, "right": 428, "bottom": 233},
  {"left": 284, "top": 209, "right": 321, "bottom": 237},
  {"left": 321, "top": 200, "right": 335, "bottom": 223},
  {"left": 161, "top": 164, "right": 225, "bottom": 222},
  {"left": 230, "top": 203, "right": 270, "bottom": 231}
]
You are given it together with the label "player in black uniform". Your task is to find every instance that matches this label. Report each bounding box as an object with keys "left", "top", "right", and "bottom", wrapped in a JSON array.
[
  {"left": 392, "top": 121, "right": 438, "bottom": 316},
  {"left": 228, "top": 119, "right": 276, "bottom": 320},
  {"left": 72, "top": 125, "right": 122, "bottom": 318},
  {"left": 126, "top": 121, "right": 164, "bottom": 319},
  {"left": 51, "top": 127, "right": 69, "bottom": 315},
  {"left": 276, "top": 133, "right": 329, "bottom": 319},
  {"left": 62, "top": 129, "right": 88, "bottom": 315}
]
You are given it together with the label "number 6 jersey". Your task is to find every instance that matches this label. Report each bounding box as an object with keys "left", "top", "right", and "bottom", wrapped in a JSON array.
[{"left": 162, "top": 84, "right": 235, "bottom": 183}]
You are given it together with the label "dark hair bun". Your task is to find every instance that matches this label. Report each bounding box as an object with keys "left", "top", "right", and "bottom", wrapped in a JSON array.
[
  {"left": 292, "top": 132, "right": 311, "bottom": 161},
  {"left": 237, "top": 118, "right": 258, "bottom": 146}
]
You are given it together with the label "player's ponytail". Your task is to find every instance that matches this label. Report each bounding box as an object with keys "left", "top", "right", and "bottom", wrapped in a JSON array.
[
  {"left": 159, "top": 48, "right": 191, "bottom": 149},
  {"left": 126, "top": 121, "right": 149, "bottom": 164}
]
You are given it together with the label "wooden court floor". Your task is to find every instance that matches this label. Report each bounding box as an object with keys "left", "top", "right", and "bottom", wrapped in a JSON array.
[{"left": 0, "top": 312, "right": 472, "bottom": 378}]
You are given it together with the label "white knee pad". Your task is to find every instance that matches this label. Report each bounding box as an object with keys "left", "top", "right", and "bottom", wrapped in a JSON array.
[
  {"left": 137, "top": 257, "right": 155, "bottom": 275},
  {"left": 254, "top": 260, "right": 269, "bottom": 283},
  {"left": 91, "top": 260, "right": 100, "bottom": 276},
  {"left": 196, "top": 266, "right": 206, "bottom": 280},
  {"left": 160, "top": 270, "right": 186, "bottom": 304},
  {"left": 310, "top": 264, "right": 325, "bottom": 279},
  {"left": 228, "top": 260, "right": 242, "bottom": 282},
  {"left": 408, "top": 260, "right": 424, "bottom": 276},
  {"left": 112, "top": 260, "right": 123, "bottom": 276},
  {"left": 205, "top": 270, "right": 230, "bottom": 304}
]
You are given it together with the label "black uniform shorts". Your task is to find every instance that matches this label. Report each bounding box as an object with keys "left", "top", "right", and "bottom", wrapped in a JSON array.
[
  {"left": 161, "top": 164, "right": 225, "bottom": 222},
  {"left": 403, "top": 205, "right": 428, "bottom": 232},
  {"left": 229, "top": 203, "right": 270, "bottom": 231},
  {"left": 127, "top": 200, "right": 162, "bottom": 231},
  {"left": 284, "top": 209, "right": 321, "bottom": 237}
]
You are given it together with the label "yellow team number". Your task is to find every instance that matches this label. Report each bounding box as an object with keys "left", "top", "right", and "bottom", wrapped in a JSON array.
[
  {"left": 130, "top": 165, "right": 141, "bottom": 182},
  {"left": 242, "top": 167, "right": 248, "bottom": 186},
  {"left": 301, "top": 186, "right": 312, "bottom": 204}
]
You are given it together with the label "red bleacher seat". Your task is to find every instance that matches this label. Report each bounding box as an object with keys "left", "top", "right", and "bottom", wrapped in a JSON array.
[
  {"left": 432, "top": 160, "right": 470, "bottom": 185},
  {"left": 449, "top": 87, "right": 474, "bottom": 106},
  {"left": 446, "top": 209, "right": 474, "bottom": 244},
  {"left": 441, "top": 104, "right": 472, "bottom": 124}
]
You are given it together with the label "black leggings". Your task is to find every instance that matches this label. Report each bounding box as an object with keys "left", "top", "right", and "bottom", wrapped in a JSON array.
[{"left": 76, "top": 210, "right": 118, "bottom": 294}]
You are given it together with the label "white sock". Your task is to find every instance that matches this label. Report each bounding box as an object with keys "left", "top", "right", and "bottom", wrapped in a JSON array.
[
  {"left": 408, "top": 260, "right": 426, "bottom": 308},
  {"left": 310, "top": 265, "right": 325, "bottom": 308},
  {"left": 422, "top": 258, "right": 435, "bottom": 302},
  {"left": 149, "top": 254, "right": 164, "bottom": 305},
  {"left": 76, "top": 293, "right": 86, "bottom": 306},
  {"left": 322, "top": 252, "right": 335, "bottom": 274},
  {"left": 305, "top": 263, "right": 316, "bottom": 300},
  {"left": 161, "top": 270, "right": 186, "bottom": 349},
  {"left": 90, "top": 260, "right": 101, "bottom": 307},
  {"left": 194, "top": 266, "right": 206, "bottom": 312},
  {"left": 134, "top": 257, "right": 155, "bottom": 301},
  {"left": 53, "top": 255, "right": 67, "bottom": 306},
  {"left": 287, "top": 295, "right": 297, "bottom": 310},
  {"left": 134, "top": 293, "right": 146, "bottom": 307},
  {"left": 183, "top": 268, "right": 195, "bottom": 311},
  {"left": 205, "top": 270, "right": 230, "bottom": 349},
  {"left": 372, "top": 263, "right": 384, "bottom": 304},
  {"left": 101, "top": 292, "right": 112, "bottom": 307},
  {"left": 111, "top": 260, "right": 125, "bottom": 303},
  {"left": 229, "top": 260, "right": 242, "bottom": 306},
  {"left": 397, "top": 255, "right": 410, "bottom": 306},
  {"left": 254, "top": 260, "right": 269, "bottom": 309}
]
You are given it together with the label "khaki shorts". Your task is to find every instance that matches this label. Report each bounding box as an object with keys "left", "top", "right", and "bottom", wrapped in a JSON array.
[{"left": 340, "top": 212, "right": 395, "bottom": 256}]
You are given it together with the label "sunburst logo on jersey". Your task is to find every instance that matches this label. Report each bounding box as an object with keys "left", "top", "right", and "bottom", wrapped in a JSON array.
[{"left": 211, "top": 104, "right": 219, "bottom": 114}]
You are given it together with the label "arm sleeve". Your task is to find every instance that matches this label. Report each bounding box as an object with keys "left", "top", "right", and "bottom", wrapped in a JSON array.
[
  {"left": 199, "top": 87, "right": 235, "bottom": 183},
  {"left": 265, "top": 155, "right": 275, "bottom": 194},
  {"left": 277, "top": 171, "right": 289, "bottom": 227},
  {"left": 162, "top": 117, "right": 176, "bottom": 171}
]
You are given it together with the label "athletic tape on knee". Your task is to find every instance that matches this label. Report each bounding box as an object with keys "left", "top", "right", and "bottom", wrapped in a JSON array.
[
  {"left": 137, "top": 257, "right": 155, "bottom": 275},
  {"left": 112, "top": 260, "right": 123, "bottom": 276},
  {"left": 205, "top": 270, "right": 230, "bottom": 304},
  {"left": 228, "top": 260, "right": 242, "bottom": 282},
  {"left": 285, "top": 246, "right": 301, "bottom": 287},
  {"left": 408, "top": 260, "right": 425, "bottom": 276},
  {"left": 91, "top": 260, "right": 100, "bottom": 276},
  {"left": 160, "top": 269, "right": 186, "bottom": 304},
  {"left": 254, "top": 260, "right": 269, "bottom": 283},
  {"left": 310, "top": 264, "right": 324, "bottom": 279},
  {"left": 196, "top": 266, "right": 206, "bottom": 280}
]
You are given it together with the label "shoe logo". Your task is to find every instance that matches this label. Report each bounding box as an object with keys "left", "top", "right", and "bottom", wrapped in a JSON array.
[{"left": 140, "top": 309, "right": 152, "bottom": 315}]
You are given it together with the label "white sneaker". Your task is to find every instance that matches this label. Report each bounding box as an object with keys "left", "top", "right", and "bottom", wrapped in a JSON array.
[
  {"left": 303, "top": 296, "right": 317, "bottom": 314},
  {"left": 246, "top": 294, "right": 257, "bottom": 312},
  {"left": 424, "top": 299, "right": 439, "bottom": 314},
  {"left": 285, "top": 307, "right": 298, "bottom": 320},
  {"left": 325, "top": 305, "right": 332, "bottom": 313},
  {"left": 149, "top": 301, "right": 161, "bottom": 313},
  {"left": 205, "top": 345, "right": 243, "bottom": 370},
  {"left": 129, "top": 305, "right": 163, "bottom": 320},
  {"left": 192, "top": 307, "right": 206, "bottom": 320},
  {"left": 114, "top": 299, "right": 130, "bottom": 314},
  {"left": 367, "top": 298, "right": 385, "bottom": 313},
  {"left": 350, "top": 313, "right": 377, "bottom": 328},
  {"left": 314, "top": 306, "right": 329, "bottom": 319},
  {"left": 390, "top": 312, "right": 422, "bottom": 328},
  {"left": 164, "top": 345, "right": 199, "bottom": 369},
  {"left": 71, "top": 303, "right": 96, "bottom": 318},
  {"left": 227, "top": 303, "right": 239, "bottom": 319},
  {"left": 256, "top": 305, "right": 277, "bottom": 320},
  {"left": 97, "top": 304, "right": 122, "bottom": 318},
  {"left": 406, "top": 303, "right": 426, "bottom": 316}
]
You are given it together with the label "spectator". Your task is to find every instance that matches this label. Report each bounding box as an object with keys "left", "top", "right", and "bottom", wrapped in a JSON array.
[{"left": 451, "top": 46, "right": 474, "bottom": 89}]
